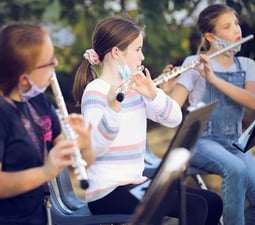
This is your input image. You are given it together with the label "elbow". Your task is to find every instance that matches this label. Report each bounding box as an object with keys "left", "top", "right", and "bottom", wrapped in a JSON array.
[
  {"left": 242, "top": 99, "right": 255, "bottom": 110},
  {"left": 175, "top": 108, "right": 183, "bottom": 127},
  {"left": 170, "top": 100, "right": 183, "bottom": 127},
  {"left": 248, "top": 102, "right": 255, "bottom": 111}
]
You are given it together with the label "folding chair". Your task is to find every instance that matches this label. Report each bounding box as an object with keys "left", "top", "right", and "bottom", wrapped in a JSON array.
[
  {"left": 185, "top": 167, "right": 224, "bottom": 225},
  {"left": 185, "top": 167, "right": 209, "bottom": 190},
  {"left": 49, "top": 167, "right": 131, "bottom": 225}
]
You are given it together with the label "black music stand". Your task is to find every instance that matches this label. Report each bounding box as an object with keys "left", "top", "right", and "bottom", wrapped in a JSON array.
[
  {"left": 129, "top": 101, "right": 217, "bottom": 225},
  {"left": 233, "top": 120, "right": 255, "bottom": 153}
]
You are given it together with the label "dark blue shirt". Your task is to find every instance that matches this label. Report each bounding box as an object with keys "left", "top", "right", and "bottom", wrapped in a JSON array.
[{"left": 0, "top": 94, "right": 61, "bottom": 225}]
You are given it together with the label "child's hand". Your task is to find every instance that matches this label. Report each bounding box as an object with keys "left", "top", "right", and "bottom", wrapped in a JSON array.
[
  {"left": 160, "top": 64, "right": 180, "bottom": 94},
  {"left": 43, "top": 140, "right": 76, "bottom": 179},
  {"left": 67, "top": 114, "right": 95, "bottom": 167},
  {"left": 131, "top": 67, "right": 158, "bottom": 100},
  {"left": 196, "top": 54, "right": 216, "bottom": 84}
]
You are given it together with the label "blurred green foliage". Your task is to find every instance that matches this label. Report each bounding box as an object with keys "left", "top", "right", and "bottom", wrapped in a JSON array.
[{"left": 1, "top": 0, "right": 254, "bottom": 106}]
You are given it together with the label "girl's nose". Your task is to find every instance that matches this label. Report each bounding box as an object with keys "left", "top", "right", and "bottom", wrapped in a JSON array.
[
  {"left": 141, "top": 52, "right": 145, "bottom": 61},
  {"left": 53, "top": 57, "right": 59, "bottom": 67}
]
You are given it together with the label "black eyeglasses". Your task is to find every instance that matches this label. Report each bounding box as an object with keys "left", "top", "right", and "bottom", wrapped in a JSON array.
[{"left": 33, "top": 56, "right": 57, "bottom": 70}]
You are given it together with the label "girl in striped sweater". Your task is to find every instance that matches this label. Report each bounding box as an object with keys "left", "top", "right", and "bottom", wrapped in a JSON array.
[{"left": 73, "top": 15, "right": 223, "bottom": 225}]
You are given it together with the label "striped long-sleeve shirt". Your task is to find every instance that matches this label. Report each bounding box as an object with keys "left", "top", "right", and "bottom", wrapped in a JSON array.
[{"left": 81, "top": 79, "right": 182, "bottom": 202}]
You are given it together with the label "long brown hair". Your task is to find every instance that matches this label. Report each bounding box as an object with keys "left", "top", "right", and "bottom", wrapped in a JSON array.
[
  {"left": 0, "top": 23, "right": 48, "bottom": 96},
  {"left": 72, "top": 16, "right": 144, "bottom": 106},
  {"left": 196, "top": 4, "right": 236, "bottom": 54}
]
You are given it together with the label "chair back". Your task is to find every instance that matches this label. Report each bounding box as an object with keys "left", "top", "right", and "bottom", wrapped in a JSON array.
[
  {"left": 56, "top": 167, "right": 86, "bottom": 210},
  {"left": 49, "top": 166, "right": 131, "bottom": 225}
]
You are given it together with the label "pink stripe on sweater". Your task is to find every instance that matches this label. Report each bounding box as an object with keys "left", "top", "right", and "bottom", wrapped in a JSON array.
[
  {"left": 86, "top": 178, "right": 147, "bottom": 198},
  {"left": 164, "top": 100, "right": 174, "bottom": 120},
  {"left": 109, "top": 140, "right": 146, "bottom": 152}
]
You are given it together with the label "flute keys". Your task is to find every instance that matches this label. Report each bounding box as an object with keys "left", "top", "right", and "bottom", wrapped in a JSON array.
[
  {"left": 115, "top": 79, "right": 136, "bottom": 102},
  {"left": 137, "top": 65, "right": 144, "bottom": 72},
  {"left": 115, "top": 65, "right": 144, "bottom": 102},
  {"left": 163, "top": 76, "right": 169, "bottom": 82}
]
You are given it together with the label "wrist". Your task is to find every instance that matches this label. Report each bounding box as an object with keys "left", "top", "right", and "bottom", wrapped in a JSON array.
[
  {"left": 208, "top": 74, "right": 218, "bottom": 85},
  {"left": 109, "top": 101, "right": 121, "bottom": 112},
  {"left": 149, "top": 87, "right": 158, "bottom": 100},
  {"left": 41, "top": 164, "right": 55, "bottom": 181}
]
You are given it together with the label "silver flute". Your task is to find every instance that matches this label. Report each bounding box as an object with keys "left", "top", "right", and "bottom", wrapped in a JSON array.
[
  {"left": 50, "top": 72, "right": 89, "bottom": 189},
  {"left": 154, "top": 34, "right": 254, "bottom": 86},
  {"left": 116, "top": 34, "right": 253, "bottom": 102},
  {"left": 116, "top": 65, "right": 144, "bottom": 102}
]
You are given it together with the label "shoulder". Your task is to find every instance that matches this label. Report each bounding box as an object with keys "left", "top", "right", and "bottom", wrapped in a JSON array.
[
  {"left": 237, "top": 56, "right": 255, "bottom": 67},
  {"left": 236, "top": 56, "right": 255, "bottom": 82},
  {"left": 87, "top": 79, "right": 110, "bottom": 88},
  {"left": 0, "top": 97, "right": 16, "bottom": 131},
  {"left": 85, "top": 79, "right": 110, "bottom": 95},
  {"left": 0, "top": 97, "right": 16, "bottom": 116},
  {"left": 236, "top": 56, "right": 255, "bottom": 72},
  {"left": 81, "top": 79, "right": 109, "bottom": 107}
]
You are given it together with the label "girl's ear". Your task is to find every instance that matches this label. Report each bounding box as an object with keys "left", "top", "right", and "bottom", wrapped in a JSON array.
[
  {"left": 205, "top": 32, "right": 216, "bottom": 43},
  {"left": 111, "top": 46, "right": 120, "bottom": 60},
  {"left": 18, "top": 74, "right": 29, "bottom": 86}
]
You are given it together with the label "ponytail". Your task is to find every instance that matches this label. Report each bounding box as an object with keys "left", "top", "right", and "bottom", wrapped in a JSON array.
[
  {"left": 72, "top": 60, "right": 98, "bottom": 106},
  {"left": 197, "top": 36, "right": 210, "bottom": 54}
]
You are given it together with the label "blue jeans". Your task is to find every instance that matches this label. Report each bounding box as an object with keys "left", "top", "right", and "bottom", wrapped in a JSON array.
[{"left": 190, "top": 138, "right": 255, "bottom": 225}]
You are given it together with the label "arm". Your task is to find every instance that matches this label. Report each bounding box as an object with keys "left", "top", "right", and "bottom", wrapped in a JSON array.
[
  {"left": 0, "top": 113, "right": 94, "bottom": 199},
  {"left": 160, "top": 60, "right": 195, "bottom": 108},
  {"left": 145, "top": 88, "right": 183, "bottom": 127},
  {"left": 209, "top": 78, "right": 255, "bottom": 109},
  {"left": 198, "top": 54, "right": 255, "bottom": 110},
  {"left": 0, "top": 139, "right": 76, "bottom": 199},
  {"left": 130, "top": 67, "right": 183, "bottom": 127},
  {"left": 81, "top": 82, "right": 121, "bottom": 156},
  {"left": 170, "top": 84, "right": 190, "bottom": 108}
]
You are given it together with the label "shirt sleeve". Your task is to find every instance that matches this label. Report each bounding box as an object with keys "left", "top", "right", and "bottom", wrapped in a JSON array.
[
  {"left": 144, "top": 88, "right": 183, "bottom": 128},
  {"left": 81, "top": 81, "right": 121, "bottom": 156},
  {"left": 177, "top": 55, "right": 201, "bottom": 92}
]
